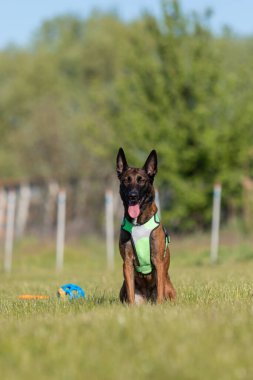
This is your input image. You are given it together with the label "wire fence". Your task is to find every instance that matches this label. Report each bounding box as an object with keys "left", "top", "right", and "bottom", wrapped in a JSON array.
[{"left": 0, "top": 179, "right": 122, "bottom": 242}]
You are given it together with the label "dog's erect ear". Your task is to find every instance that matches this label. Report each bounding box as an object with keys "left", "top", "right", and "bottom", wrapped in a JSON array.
[
  {"left": 116, "top": 148, "right": 128, "bottom": 179},
  {"left": 143, "top": 150, "right": 157, "bottom": 180}
]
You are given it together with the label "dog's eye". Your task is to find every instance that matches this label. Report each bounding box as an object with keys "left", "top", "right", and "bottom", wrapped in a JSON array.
[
  {"left": 124, "top": 176, "right": 131, "bottom": 184},
  {"left": 137, "top": 176, "right": 145, "bottom": 184}
]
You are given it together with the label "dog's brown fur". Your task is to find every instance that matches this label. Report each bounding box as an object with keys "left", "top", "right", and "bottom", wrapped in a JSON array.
[{"left": 116, "top": 148, "right": 176, "bottom": 304}]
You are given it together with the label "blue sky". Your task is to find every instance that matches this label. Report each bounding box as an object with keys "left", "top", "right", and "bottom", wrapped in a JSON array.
[{"left": 0, "top": 0, "right": 252, "bottom": 48}]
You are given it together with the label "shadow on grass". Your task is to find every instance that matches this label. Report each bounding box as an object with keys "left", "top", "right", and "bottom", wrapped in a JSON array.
[{"left": 87, "top": 290, "right": 119, "bottom": 307}]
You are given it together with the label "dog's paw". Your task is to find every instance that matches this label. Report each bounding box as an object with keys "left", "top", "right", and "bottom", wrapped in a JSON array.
[{"left": 135, "top": 292, "right": 145, "bottom": 305}]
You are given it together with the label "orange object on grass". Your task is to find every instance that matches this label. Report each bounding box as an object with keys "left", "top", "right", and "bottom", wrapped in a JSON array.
[{"left": 18, "top": 295, "right": 50, "bottom": 300}]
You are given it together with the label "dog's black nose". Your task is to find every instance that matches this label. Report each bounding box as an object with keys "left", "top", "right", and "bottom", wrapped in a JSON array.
[{"left": 128, "top": 190, "right": 138, "bottom": 204}]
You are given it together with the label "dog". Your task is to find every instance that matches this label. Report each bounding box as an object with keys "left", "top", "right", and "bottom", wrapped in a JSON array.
[{"left": 116, "top": 148, "right": 176, "bottom": 304}]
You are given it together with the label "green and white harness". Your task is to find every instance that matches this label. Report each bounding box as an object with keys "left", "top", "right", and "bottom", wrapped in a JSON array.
[{"left": 121, "top": 213, "right": 170, "bottom": 275}]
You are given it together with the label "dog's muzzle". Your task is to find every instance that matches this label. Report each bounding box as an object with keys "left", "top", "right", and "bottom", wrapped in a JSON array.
[{"left": 128, "top": 190, "right": 139, "bottom": 205}]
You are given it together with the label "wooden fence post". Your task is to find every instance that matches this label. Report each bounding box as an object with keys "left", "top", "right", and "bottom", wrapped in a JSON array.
[
  {"left": 210, "top": 183, "right": 222, "bottom": 264},
  {"left": 105, "top": 190, "right": 114, "bottom": 270},
  {"left": 16, "top": 184, "right": 31, "bottom": 238},
  {"left": 56, "top": 190, "right": 66, "bottom": 272},
  {"left": 0, "top": 189, "right": 6, "bottom": 242},
  {"left": 4, "top": 191, "right": 16, "bottom": 273},
  {"left": 155, "top": 188, "right": 161, "bottom": 218}
]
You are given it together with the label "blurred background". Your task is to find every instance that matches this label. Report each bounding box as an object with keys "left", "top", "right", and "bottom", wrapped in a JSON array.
[{"left": 0, "top": 0, "right": 253, "bottom": 240}]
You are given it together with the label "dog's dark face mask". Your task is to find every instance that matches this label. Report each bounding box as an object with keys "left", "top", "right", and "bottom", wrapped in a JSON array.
[{"left": 116, "top": 148, "right": 158, "bottom": 219}]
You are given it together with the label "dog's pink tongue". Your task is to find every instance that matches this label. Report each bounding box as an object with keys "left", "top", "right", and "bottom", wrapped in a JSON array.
[{"left": 128, "top": 204, "right": 140, "bottom": 219}]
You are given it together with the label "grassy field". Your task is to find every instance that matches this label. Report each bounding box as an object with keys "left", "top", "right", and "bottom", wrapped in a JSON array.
[{"left": 0, "top": 228, "right": 253, "bottom": 380}]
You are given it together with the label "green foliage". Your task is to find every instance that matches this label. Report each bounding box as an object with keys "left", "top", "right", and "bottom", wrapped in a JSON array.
[{"left": 0, "top": 1, "right": 253, "bottom": 230}]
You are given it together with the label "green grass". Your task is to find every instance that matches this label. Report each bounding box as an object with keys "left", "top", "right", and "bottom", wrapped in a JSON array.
[{"left": 0, "top": 231, "right": 253, "bottom": 380}]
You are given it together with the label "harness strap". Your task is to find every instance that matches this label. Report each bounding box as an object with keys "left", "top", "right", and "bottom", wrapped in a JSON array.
[{"left": 163, "top": 226, "right": 170, "bottom": 256}]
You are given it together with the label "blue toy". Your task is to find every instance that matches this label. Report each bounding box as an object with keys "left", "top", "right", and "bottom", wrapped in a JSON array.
[{"left": 57, "top": 283, "right": 85, "bottom": 300}]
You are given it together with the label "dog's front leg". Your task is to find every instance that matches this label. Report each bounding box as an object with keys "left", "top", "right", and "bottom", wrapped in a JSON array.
[
  {"left": 154, "top": 260, "right": 165, "bottom": 303},
  {"left": 123, "top": 258, "right": 135, "bottom": 304},
  {"left": 151, "top": 228, "right": 166, "bottom": 303}
]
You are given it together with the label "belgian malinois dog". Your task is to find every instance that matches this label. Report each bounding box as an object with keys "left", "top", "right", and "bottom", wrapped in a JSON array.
[{"left": 116, "top": 148, "right": 176, "bottom": 304}]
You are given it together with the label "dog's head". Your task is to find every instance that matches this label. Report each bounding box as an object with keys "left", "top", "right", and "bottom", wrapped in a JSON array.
[{"left": 116, "top": 148, "right": 157, "bottom": 219}]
